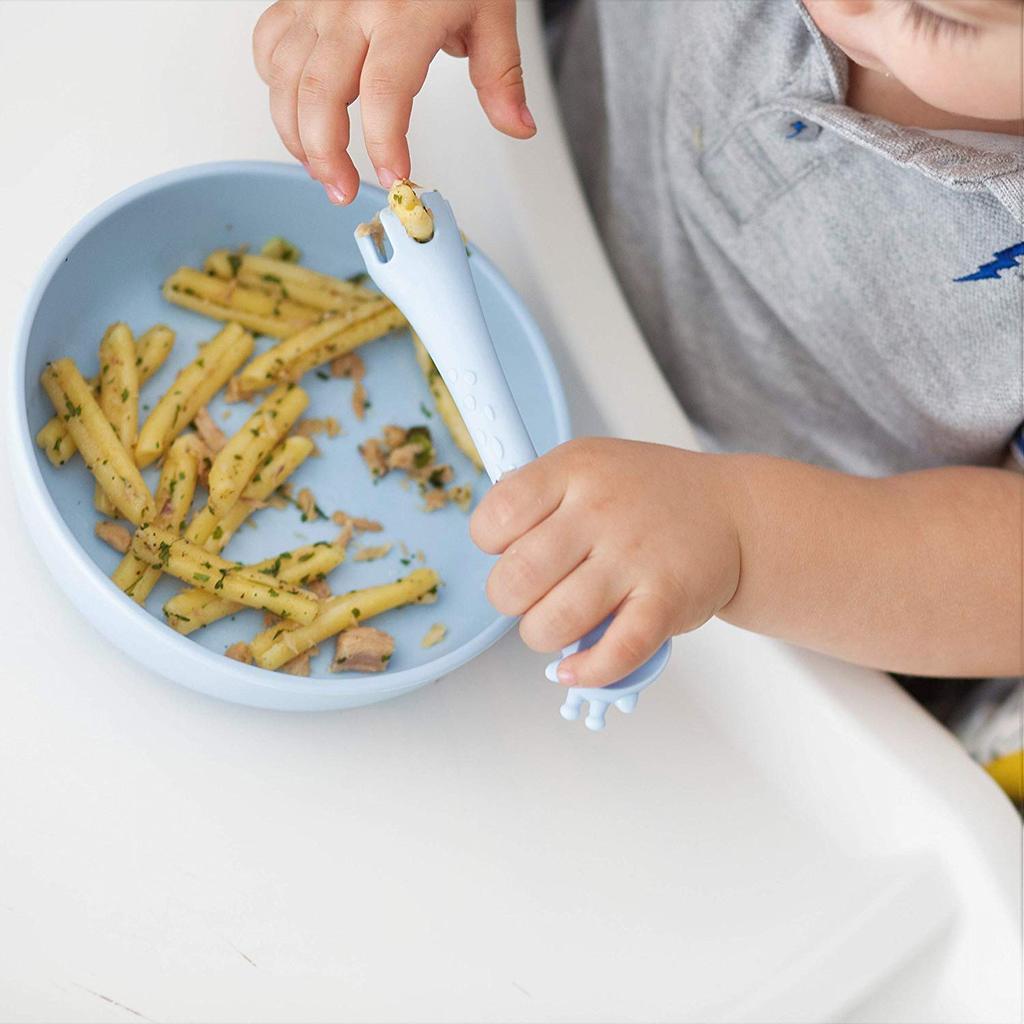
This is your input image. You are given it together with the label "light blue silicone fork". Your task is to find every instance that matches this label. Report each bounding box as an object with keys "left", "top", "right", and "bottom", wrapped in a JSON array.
[{"left": 355, "top": 191, "right": 671, "bottom": 729}]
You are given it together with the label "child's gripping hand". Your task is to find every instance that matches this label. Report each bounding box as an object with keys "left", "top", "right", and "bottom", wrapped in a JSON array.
[
  {"left": 252, "top": 0, "right": 535, "bottom": 205},
  {"left": 470, "top": 439, "right": 744, "bottom": 687}
]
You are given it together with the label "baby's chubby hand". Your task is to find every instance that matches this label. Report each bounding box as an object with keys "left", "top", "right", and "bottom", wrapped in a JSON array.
[
  {"left": 252, "top": 0, "right": 535, "bottom": 205},
  {"left": 470, "top": 439, "right": 743, "bottom": 687}
]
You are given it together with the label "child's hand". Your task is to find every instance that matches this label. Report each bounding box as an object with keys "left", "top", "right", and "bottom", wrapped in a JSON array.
[
  {"left": 470, "top": 439, "right": 743, "bottom": 687},
  {"left": 252, "top": 0, "right": 535, "bottom": 205}
]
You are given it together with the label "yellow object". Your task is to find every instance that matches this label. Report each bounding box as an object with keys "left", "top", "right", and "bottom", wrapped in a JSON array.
[
  {"left": 112, "top": 434, "right": 202, "bottom": 603},
  {"left": 135, "top": 322, "right": 253, "bottom": 468},
  {"left": 206, "top": 384, "right": 308, "bottom": 517},
  {"left": 233, "top": 300, "right": 405, "bottom": 396},
  {"left": 36, "top": 323, "right": 175, "bottom": 467},
  {"left": 985, "top": 750, "right": 1023, "bottom": 805},
  {"left": 388, "top": 181, "right": 434, "bottom": 242},
  {"left": 412, "top": 333, "right": 483, "bottom": 471},
  {"left": 131, "top": 525, "right": 320, "bottom": 624},
  {"left": 162, "top": 267, "right": 320, "bottom": 339},
  {"left": 93, "top": 322, "right": 139, "bottom": 515},
  {"left": 251, "top": 567, "right": 440, "bottom": 670},
  {"left": 199, "top": 435, "right": 315, "bottom": 553},
  {"left": 164, "top": 541, "right": 345, "bottom": 634},
  {"left": 41, "top": 358, "right": 154, "bottom": 525}
]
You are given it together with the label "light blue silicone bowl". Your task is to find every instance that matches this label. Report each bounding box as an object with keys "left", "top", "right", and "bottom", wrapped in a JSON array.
[{"left": 9, "top": 161, "right": 570, "bottom": 711}]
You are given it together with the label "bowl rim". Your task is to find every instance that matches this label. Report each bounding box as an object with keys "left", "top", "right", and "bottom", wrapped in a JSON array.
[{"left": 8, "top": 159, "right": 571, "bottom": 709}]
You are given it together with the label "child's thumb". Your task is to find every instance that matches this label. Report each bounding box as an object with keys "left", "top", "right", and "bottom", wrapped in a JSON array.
[{"left": 466, "top": 4, "right": 536, "bottom": 139}]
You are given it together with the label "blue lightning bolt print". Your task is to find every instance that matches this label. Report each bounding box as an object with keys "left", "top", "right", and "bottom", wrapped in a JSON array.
[{"left": 954, "top": 241, "right": 1024, "bottom": 282}]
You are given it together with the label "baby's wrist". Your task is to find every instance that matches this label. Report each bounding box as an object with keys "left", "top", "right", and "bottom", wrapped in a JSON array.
[{"left": 703, "top": 451, "right": 766, "bottom": 618}]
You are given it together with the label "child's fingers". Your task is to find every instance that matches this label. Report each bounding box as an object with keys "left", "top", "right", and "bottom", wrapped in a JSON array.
[
  {"left": 470, "top": 460, "right": 566, "bottom": 555},
  {"left": 518, "top": 556, "right": 621, "bottom": 654},
  {"left": 466, "top": 3, "right": 536, "bottom": 137},
  {"left": 358, "top": 26, "right": 443, "bottom": 187},
  {"left": 555, "top": 592, "right": 670, "bottom": 688},
  {"left": 253, "top": 2, "right": 295, "bottom": 85},
  {"left": 297, "top": 32, "right": 367, "bottom": 203},
  {"left": 484, "top": 508, "right": 590, "bottom": 616},
  {"left": 266, "top": 16, "right": 319, "bottom": 164}
]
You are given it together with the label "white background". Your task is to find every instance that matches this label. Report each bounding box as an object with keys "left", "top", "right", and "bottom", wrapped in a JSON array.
[{"left": 0, "top": 3, "right": 1020, "bottom": 1022}]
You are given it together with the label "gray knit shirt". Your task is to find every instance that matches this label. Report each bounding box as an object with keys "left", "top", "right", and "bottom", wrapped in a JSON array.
[{"left": 555, "top": 0, "right": 1024, "bottom": 476}]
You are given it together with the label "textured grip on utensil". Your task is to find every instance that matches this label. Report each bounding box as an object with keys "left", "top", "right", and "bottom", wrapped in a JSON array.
[
  {"left": 355, "top": 191, "right": 671, "bottom": 727},
  {"left": 546, "top": 619, "right": 672, "bottom": 730},
  {"left": 356, "top": 195, "right": 537, "bottom": 480}
]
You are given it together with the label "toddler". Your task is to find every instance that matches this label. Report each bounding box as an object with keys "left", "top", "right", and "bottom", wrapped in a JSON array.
[{"left": 252, "top": 0, "right": 1022, "bottom": 800}]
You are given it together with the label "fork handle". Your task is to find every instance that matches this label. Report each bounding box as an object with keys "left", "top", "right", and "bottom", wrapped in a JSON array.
[
  {"left": 383, "top": 200, "right": 537, "bottom": 481},
  {"left": 356, "top": 193, "right": 672, "bottom": 727}
]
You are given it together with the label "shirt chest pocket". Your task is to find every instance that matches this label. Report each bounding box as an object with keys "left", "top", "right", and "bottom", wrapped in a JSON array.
[{"left": 663, "top": 69, "right": 833, "bottom": 231}]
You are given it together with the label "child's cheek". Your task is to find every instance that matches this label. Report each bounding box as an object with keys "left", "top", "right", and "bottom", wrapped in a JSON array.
[{"left": 886, "top": 40, "right": 1023, "bottom": 121}]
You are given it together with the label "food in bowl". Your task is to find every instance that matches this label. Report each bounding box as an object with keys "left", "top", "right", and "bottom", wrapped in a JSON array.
[{"left": 36, "top": 232, "right": 477, "bottom": 676}]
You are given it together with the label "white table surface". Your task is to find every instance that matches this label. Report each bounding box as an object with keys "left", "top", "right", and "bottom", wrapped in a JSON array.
[{"left": 1, "top": 4, "right": 1020, "bottom": 1023}]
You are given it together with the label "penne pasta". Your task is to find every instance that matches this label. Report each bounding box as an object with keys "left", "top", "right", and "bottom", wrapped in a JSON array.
[
  {"left": 112, "top": 434, "right": 203, "bottom": 603},
  {"left": 135, "top": 322, "right": 253, "bottom": 468},
  {"left": 36, "top": 324, "right": 175, "bottom": 468},
  {"left": 196, "top": 435, "right": 315, "bottom": 552},
  {"left": 203, "top": 250, "right": 376, "bottom": 307},
  {"left": 94, "top": 323, "right": 140, "bottom": 515},
  {"left": 131, "top": 525, "right": 320, "bottom": 624},
  {"left": 231, "top": 300, "right": 406, "bottom": 398},
  {"left": 251, "top": 567, "right": 440, "bottom": 670},
  {"left": 388, "top": 181, "right": 434, "bottom": 242},
  {"left": 41, "top": 358, "right": 154, "bottom": 525},
  {"left": 206, "top": 384, "right": 309, "bottom": 517},
  {"left": 163, "top": 541, "right": 345, "bottom": 634},
  {"left": 163, "top": 267, "right": 320, "bottom": 339},
  {"left": 411, "top": 333, "right": 483, "bottom": 471}
]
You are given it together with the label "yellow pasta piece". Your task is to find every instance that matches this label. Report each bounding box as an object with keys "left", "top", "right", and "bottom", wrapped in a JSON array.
[
  {"left": 135, "top": 324, "right": 176, "bottom": 380},
  {"left": 196, "top": 435, "right": 315, "bottom": 552},
  {"left": 171, "top": 266, "right": 319, "bottom": 324},
  {"left": 131, "top": 526, "right": 320, "bottom": 624},
  {"left": 234, "top": 268, "right": 374, "bottom": 317},
  {"left": 163, "top": 541, "right": 345, "bottom": 634},
  {"left": 203, "top": 249, "right": 239, "bottom": 279},
  {"left": 36, "top": 324, "right": 175, "bottom": 468},
  {"left": 135, "top": 322, "right": 253, "bottom": 468},
  {"left": 41, "top": 359, "right": 154, "bottom": 525},
  {"left": 94, "top": 323, "right": 140, "bottom": 515},
  {"left": 411, "top": 333, "right": 483, "bottom": 471},
  {"left": 388, "top": 181, "right": 434, "bottom": 242},
  {"left": 260, "top": 237, "right": 301, "bottom": 262},
  {"left": 35, "top": 418, "right": 72, "bottom": 468},
  {"left": 162, "top": 268, "right": 319, "bottom": 339},
  {"left": 206, "top": 250, "right": 372, "bottom": 309},
  {"left": 206, "top": 384, "right": 309, "bottom": 517},
  {"left": 232, "top": 301, "right": 405, "bottom": 397},
  {"left": 111, "top": 434, "right": 203, "bottom": 603},
  {"left": 251, "top": 567, "right": 440, "bottom": 670}
]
